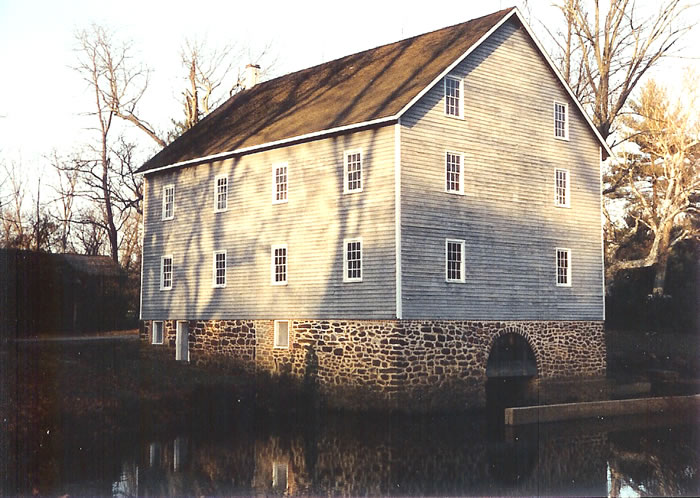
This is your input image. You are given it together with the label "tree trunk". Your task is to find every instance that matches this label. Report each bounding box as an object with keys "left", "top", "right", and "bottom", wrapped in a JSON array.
[{"left": 651, "top": 224, "right": 673, "bottom": 296}]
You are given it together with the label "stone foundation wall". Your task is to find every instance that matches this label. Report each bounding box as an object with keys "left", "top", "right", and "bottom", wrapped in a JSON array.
[{"left": 141, "top": 318, "right": 605, "bottom": 410}]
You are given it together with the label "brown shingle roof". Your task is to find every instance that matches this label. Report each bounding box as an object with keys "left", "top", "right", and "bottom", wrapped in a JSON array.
[{"left": 138, "top": 8, "right": 515, "bottom": 173}]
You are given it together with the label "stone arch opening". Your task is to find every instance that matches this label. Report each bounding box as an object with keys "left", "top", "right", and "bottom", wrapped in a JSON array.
[{"left": 486, "top": 332, "right": 538, "bottom": 378}]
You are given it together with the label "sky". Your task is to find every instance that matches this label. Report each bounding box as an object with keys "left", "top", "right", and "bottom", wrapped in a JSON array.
[{"left": 0, "top": 0, "right": 698, "bottom": 182}]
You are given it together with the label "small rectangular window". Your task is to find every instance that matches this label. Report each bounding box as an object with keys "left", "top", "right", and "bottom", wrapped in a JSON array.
[
  {"left": 343, "top": 238, "right": 363, "bottom": 282},
  {"left": 556, "top": 248, "right": 572, "bottom": 286},
  {"left": 555, "top": 168, "right": 570, "bottom": 207},
  {"left": 272, "top": 461, "right": 289, "bottom": 490},
  {"left": 444, "top": 76, "right": 463, "bottom": 118},
  {"left": 213, "top": 250, "right": 226, "bottom": 287},
  {"left": 152, "top": 321, "right": 164, "bottom": 344},
  {"left": 343, "top": 149, "right": 363, "bottom": 193},
  {"left": 445, "top": 239, "right": 465, "bottom": 283},
  {"left": 274, "top": 320, "right": 289, "bottom": 349},
  {"left": 554, "top": 101, "right": 568, "bottom": 139},
  {"left": 445, "top": 151, "right": 464, "bottom": 194},
  {"left": 162, "top": 185, "right": 174, "bottom": 220},
  {"left": 214, "top": 175, "right": 228, "bottom": 212},
  {"left": 271, "top": 244, "right": 288, "bottom": 285},
  {"left": 160, "top": 255, "right": 173, "bottom": 290},
  {"left": 272, "top": 162, "right": 288, "bottom": 203}
]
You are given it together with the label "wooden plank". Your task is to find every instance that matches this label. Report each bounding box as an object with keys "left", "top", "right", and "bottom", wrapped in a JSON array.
[{"left": 505, "top": 394, "right": 700, "bottom": 425}]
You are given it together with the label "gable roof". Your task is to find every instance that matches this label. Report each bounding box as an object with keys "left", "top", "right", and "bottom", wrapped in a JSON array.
[{"left": 138, "top": 7, "right": 610, "bottom": 174}]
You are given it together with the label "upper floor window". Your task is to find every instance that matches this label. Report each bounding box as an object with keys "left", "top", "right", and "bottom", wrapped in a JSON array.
[
  {"left": 445, "top": 151, "right": 464, "bottom": 194},
  {"left": 344, "top": 149, "right": 363, "bottom": 193},
  {"left": 160, "top": 255, "right": 173, "bottom": 290},
  {"left": 162, "top": 185, "right": 174, "bottom": 220},
  {"left": 213, "top": 250, "right": 226, "bottom": 287},
  {"left": 444, "top": 76, "right": 463, "bottom": 118},
  {"left": 271, "top": 244, "right": 288, "bottom": 285},
  {"left": 554, "top": 101, "right": 568, "bottom": 139},
  {"left": 343, "top": 238, "right": 363, "bottom": 282},
  {"left": 214, "top": 175, "right": 228, "bottom": 212},
  {"left": 152, "top": 321, "right": 164, "bottom": 345},
  {"left": 445, "top": 239, "right": 465, "bottom": 283},
  {"left": 273, "top": 320, "right": 289, "bottom": 349},
  {"left": 555, "top": 168, "right": 570, "bottom": 207},
  {"left": 272, "top": 162, "right": 288, "bottom": 203},
  {"left": 556, "top": 248, "right": 572, "bottom": 286}
]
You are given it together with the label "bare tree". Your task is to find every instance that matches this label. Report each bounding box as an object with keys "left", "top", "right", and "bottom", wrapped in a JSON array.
[
  {"left": 48, "top": 151, "right": 79, "bottom": 252},
  {"left": 74, "top": 24, "right": 164, "bottom": 263},
  {"left": 0, "top": 159, "right": 30, "bottom": 249},
  {"left": 547, "top": 0, "right": 694, "bottom": 143},
  {"left": 170, "top": 39, "right": 277, "bottom": 139},
  {"left": 605, "top": 74, "right": 700, "bottom": 295}
]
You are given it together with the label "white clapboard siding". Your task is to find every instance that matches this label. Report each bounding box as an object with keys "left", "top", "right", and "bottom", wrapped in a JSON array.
[
  {"left": 399, "top": 18, "right": 604, "bottom": 320},
  {"left": 142, "top": 126, "right": 396, "bottom": 320}
]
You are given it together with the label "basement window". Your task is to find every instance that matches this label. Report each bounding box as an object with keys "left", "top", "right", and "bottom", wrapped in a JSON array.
[
  {"left": 152, "top": 321, "right": 164, "bottom": 344},
  {"left": 274, "top": 320, "right": 289, "bottom": 348}
]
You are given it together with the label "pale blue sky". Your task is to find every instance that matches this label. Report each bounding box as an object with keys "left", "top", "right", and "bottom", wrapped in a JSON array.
[{"left": 0, "top": 0, "right": 697, "bottom": 175}]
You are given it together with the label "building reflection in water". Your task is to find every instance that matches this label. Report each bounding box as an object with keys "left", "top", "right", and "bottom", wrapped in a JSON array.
[{"left": 109, "top": 414, "right": 697, "bottom": 497}]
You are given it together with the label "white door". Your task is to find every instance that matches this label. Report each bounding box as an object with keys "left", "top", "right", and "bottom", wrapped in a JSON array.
[{"left": 176, "top": 321, "right": 189, "bottom": 361}]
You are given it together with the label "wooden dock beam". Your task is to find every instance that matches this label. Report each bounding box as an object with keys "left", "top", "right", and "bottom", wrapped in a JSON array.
[{"left": 504, "top": 394, "right": 700, "bottom": 425}]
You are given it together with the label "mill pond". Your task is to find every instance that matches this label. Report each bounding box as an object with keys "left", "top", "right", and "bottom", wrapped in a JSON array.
[{"left": 2, "top": 337, "right": 698, "bottom": 496}]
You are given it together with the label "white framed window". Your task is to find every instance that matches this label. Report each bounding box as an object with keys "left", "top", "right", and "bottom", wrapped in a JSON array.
[
  {"left": 445, "top": 239, "right": 465, "bottom": 283},
  {"left": 343, "top": 149, "right": 363, "bottom": 193},
  {"left": 555, "top": 168, "right": 570, "bottom": 207},
  {"left": 554, "top": 101, "right": 568, "bottom": 139},
  {"left": 214, "top": 175, "right": 228, "bottom": 212},
  {"left": 445, "top": 151, "right": 464, "bottom": 194},
  {"left": 273, "top": 320, "right": 289, "bottom": 349},
  {"left": 272, "top": 162, "right": 288, "bottom": 204},
  {"left": 212, "top": 250, "right": 226, "bottom": 288},
  {"left": 160, "top": 255, "right": 173, "bottom": 290},
  {"left": 343, "top": 238, "right": 363, "bottom": 282},
  {"left": 271, "top": 244, "right": 288, "bottom": 285},
  {"left": 152, "top": 321, "right": 164, "bottom": 345},
  {"left": 556, "top": 248, "right": 572, "bottom": 286},
  {"left": 272, "top": 461, "right": 289, "bottom": 490},
  {"left": 162, "top": 185, "right": 174, "bottom": 220},
  {"left": 444, "top": 76, "right": 464, "bottom": 118}
]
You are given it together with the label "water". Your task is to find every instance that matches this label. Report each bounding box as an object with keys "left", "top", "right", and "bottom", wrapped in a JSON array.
[
  {"left": 2, "top": 340, "right": 698, "bottom": 496},
  {"left": 3, "top": 402, "right": 698, "bottom": 496}
]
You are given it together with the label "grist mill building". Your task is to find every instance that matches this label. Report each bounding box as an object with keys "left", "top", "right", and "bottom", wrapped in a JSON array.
[{"left": 137, "top": 7, "right": 610, "bottom": 409}]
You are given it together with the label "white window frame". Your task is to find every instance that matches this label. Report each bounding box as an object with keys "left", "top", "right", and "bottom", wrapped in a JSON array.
[
  {"left": 556, "top": 248, "right": 572, "bottom": 287},
  {"left": 343, "top": 149, "right": 363, "bottom": 194},
  {"left": 554, "top": 168, "right": 570, "bottom": 208},
  {"left": 272, "top": 162, "right": 289, "bottom": 204},
  {"left": 444, "top": 75, "right": 464, "bottom": 119},
  {"left": 162, "top": 184, "right": 175, "bottom": 220},
  {"left": 152, "top": 320, "right": 164, "bottom": 345},
  {"left": 270, "top": 244, "right": 288, "bottom": 286},
  {"left": 445, "top": 151, "right": 464, "bottom": 194},
  {"left": 160, "top": 255, "right": 173, "bottom": 290},
  {"left": 212, "top": 250, "right": 227, "bottom": 288},
  {"left": 273, "top": 320, "right": 290, "bottom": 349},
  {"left": 445, "top": 239, "right": 466, "bottom": 283},
  {"left": 343, "top": 237, "right": 363, "bottom": 283},
  {"left": 214, "top": 174, "right": 228, "bottom": 212},
  {"left": 554, "top": 101, "right": 569, "bottom": 140}
]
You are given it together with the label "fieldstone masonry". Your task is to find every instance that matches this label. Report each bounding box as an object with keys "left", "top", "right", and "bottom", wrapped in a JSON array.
[{"left": 142, "top": 319, "right": 605, "bottom": 410}]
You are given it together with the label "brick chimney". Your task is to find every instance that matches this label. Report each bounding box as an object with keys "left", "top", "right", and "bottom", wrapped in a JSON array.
[{"left": 242, "top": 64, "right": 261, "bottom": 90}]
